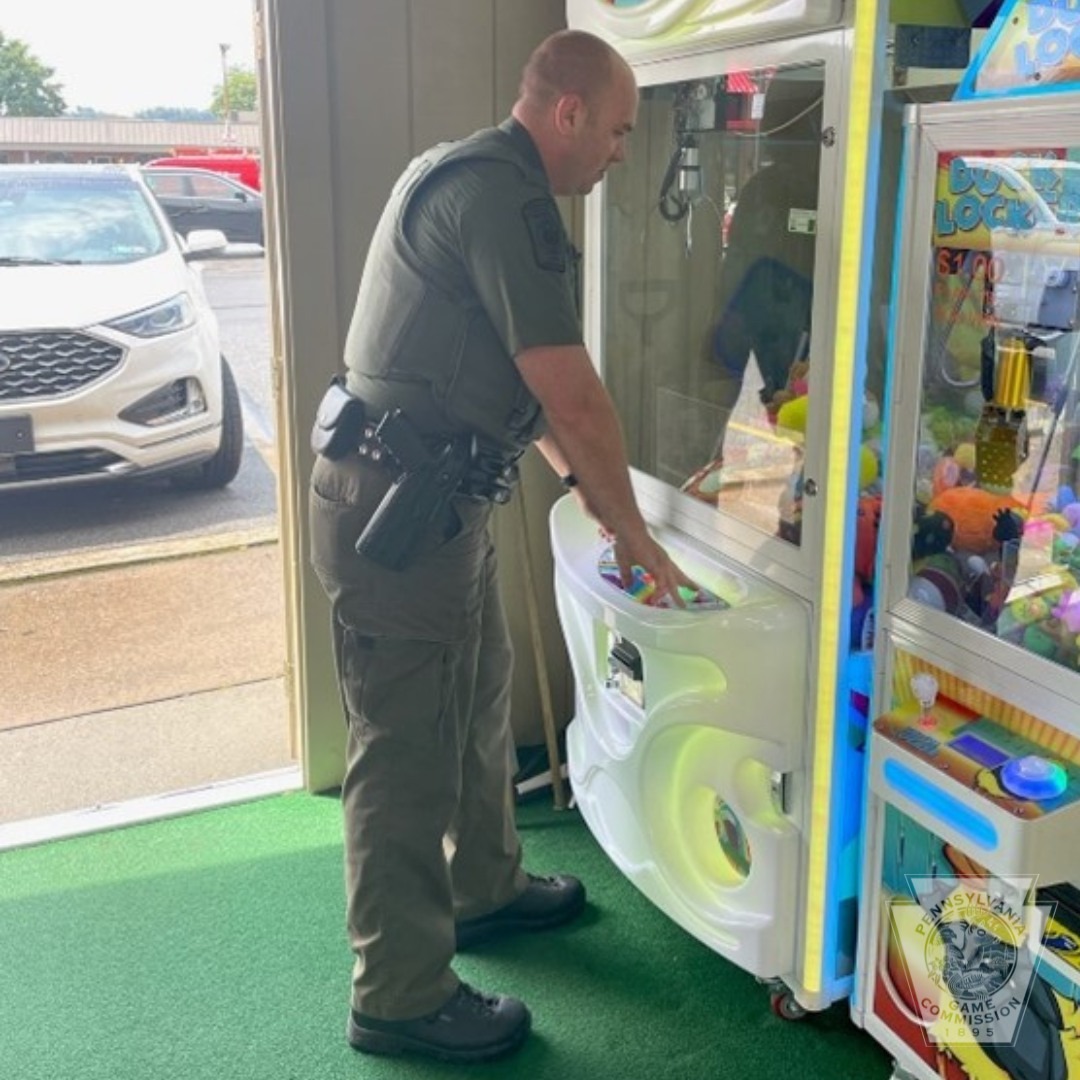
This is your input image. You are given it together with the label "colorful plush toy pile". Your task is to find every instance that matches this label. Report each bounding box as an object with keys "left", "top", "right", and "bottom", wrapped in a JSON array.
[{"left": 912, "top": 408, "right": 1080, "bottom": 663}]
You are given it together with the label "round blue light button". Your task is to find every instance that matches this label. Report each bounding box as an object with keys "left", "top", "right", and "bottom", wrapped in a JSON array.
[{"left": 1000, "top": 755, "right": 1068, "bottom": 802}]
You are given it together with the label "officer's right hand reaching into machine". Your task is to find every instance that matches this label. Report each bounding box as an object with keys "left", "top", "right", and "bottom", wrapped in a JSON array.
[
  {"left": 568, "top": 479, "right": 696, "bottom": 606},
  {"left": 610, "top": 527, "right": 698, "bottom": 608}
]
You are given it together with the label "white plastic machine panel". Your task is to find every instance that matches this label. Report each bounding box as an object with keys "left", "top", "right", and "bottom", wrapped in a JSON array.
[
  {"left": 566, "top": 0, "right": 845, "bottom": 55},
  {"left": 550, "top": 495, "right": 810, "bottom": 977}
]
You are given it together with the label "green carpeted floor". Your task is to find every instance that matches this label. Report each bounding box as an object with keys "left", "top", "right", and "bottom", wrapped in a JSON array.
[{"left": 0, "top": 792, "right": 893, "bottom": 1079}]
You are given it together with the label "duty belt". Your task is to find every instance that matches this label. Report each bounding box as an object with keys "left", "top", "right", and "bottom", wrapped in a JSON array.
[
  {"left": 356, "top": 421, "right": 521, "bottom": 504},
  {"left": 311, "top": 377, "right": 523, "bottom": 504}
]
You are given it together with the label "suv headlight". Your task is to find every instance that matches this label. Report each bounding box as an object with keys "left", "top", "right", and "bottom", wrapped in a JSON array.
[{"left": 104, "top": 293, "right": 196, "bottom": 338}]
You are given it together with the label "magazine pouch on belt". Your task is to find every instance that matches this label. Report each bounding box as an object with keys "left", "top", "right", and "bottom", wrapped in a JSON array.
[{"left": 311, "top": 377, "right": 366, "bottom": 460}]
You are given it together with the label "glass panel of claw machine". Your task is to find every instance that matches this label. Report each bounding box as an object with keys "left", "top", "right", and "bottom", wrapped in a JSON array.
[
  {"left": 598, "top": 54, "right": 829, "bottom": 576},
  {"left": 861, "top": 94, "right": 1080, "bottom": 1080},
  {"left": 908, "top": 144, "right": 1080, "bottom": 676}
]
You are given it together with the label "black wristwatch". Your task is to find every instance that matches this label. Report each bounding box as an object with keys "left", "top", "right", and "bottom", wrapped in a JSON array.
[{"left": 560, "top": 472, "right": 578, "bottom": 489}]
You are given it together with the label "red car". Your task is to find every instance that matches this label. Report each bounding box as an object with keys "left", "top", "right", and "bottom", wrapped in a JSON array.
[{"left": 146, "top": 154, "right": 261, "bottom": 191}]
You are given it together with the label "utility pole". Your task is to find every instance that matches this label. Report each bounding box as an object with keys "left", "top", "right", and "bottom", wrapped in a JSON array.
[{"left": 219, "top": 43, "right": 232, "bottom": 144}]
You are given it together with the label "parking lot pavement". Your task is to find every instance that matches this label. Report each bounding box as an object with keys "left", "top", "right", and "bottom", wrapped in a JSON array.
[
  {"left": 1, "top": 540, "right": 286, "bottom": 732},
  {"left": 0, "top": 442, "right": 278, "bottom": 571}
]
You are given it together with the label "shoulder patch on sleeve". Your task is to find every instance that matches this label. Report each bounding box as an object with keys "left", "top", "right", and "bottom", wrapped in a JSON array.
[{"left": 521, "top": 198, "right": 567, "bottom": 273}]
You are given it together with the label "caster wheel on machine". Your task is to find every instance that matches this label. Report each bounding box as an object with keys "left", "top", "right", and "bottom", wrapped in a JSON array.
[{"left": 769, "top": 990, "right": 807, "bottom": 1021}]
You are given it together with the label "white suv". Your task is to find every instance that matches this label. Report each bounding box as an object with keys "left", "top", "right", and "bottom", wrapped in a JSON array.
[{"left": 0, "top": 164, "right": 243, "bottom": 490}]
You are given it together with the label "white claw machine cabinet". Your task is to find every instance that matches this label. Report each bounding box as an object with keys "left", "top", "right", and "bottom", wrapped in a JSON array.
[
  {"left": 855, "top": 7, "right": 1080, "bottom": 1076},
  {"left": 553, "top": 0, "right": 888, "bottom": 1017}
]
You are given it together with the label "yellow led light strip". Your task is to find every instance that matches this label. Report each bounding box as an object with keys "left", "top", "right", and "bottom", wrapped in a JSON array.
[{"left": 801, "top": 1, "right": 883, "bottom": 997}]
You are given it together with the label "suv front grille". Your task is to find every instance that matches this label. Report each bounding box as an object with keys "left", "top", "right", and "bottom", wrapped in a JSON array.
[{"left": 0, "top": 331, "right": 124, "bottom": 402}]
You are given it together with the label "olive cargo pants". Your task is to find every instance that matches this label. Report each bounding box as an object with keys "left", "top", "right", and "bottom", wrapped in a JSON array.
[{"left": 309, "top": 453, "right": 527, "bottom": 1020}]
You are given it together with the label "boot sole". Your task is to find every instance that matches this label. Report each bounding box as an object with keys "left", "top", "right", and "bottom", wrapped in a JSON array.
[
  {"left": 456, "top": 892, "right": 587, "bottom": 950},
  {"left": 347, "top": 1012, "right": 531, "bottom": 1063}
]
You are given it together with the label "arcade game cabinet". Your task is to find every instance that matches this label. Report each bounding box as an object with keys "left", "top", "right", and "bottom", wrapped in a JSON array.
[{"left": 854, "top": 3, "right": 1080, "bottom": 1076}]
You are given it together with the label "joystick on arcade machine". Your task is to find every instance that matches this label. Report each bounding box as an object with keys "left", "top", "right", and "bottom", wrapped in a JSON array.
[
  {"left": 553, "top": 0, "right": 890, "bottom": 1017},
  {"left": 854, "top": 4, "right": 1080, "bottom": 1076}
]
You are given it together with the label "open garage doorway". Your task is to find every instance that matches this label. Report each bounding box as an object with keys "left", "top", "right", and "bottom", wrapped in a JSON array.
[{"left": 0, "top": 0, "right": 300, "bottom": 844}]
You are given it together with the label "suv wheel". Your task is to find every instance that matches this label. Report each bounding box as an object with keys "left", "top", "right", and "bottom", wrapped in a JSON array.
[{"left": 172, "top": 357, "right": 244, "bottom": 489}]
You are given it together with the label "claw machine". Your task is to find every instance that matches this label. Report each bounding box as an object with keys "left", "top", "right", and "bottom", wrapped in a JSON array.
[
  {"left": 552, "top": 0, "right": 890, "bottom": 1016},
  {"left": 855, "top": 3, "right": 1080, "bottom": 1077}
]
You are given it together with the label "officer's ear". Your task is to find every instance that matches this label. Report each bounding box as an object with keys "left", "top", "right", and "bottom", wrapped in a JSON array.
[{"left": 552, "top": 92, "right": 587, "bottom": 137}]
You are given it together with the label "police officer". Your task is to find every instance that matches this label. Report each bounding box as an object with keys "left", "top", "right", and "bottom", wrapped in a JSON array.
[{"left": 309, "top": 28, "right": 694, "bottom": 1064}]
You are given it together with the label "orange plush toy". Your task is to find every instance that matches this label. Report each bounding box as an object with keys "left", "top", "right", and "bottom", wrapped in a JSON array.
[{"left": 928, "top": 486, "right": 1021, "bottom": 555}]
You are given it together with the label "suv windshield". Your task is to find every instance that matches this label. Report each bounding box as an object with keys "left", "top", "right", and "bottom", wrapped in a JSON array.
[{"left": 0, "top": 172, "right": 167, "bottom": 266}]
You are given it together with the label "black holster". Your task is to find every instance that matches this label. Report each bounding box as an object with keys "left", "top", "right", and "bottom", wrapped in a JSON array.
[{"left": 354, "top": 411, "right": 471, "bottom": 571}]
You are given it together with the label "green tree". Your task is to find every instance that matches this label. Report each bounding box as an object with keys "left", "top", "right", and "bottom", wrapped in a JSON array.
[
  {"left": 137, "top": 106, "right": 216, "bottom": 122},
  {"left": 211, "top": 66, "right": 257, "bottom": 117},
  {"left": 0, "top": 32, "right": 65, "bottom": 116}
]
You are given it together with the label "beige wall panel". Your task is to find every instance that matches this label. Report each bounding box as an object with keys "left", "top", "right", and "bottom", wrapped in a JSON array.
[
  {"left": 411, "top": 0, "right": 495, "bottom": 149},
  {"left": 324, "top": 0, "right": 412, "bottom": 342},
  {"left": 263, "top": 0, "right": 346, "bottom": 791},
  {"left": 494, "top": 1, "right": 565, "bottom": 117}
]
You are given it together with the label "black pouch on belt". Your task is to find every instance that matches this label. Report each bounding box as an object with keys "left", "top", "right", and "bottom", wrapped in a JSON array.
[{"left": 311, "top": 376, "right": 366, "bottom": 459}]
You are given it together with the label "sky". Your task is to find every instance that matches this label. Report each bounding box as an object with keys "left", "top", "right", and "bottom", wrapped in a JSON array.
[{"left": 0, "top": 0, "right": 258, "bottom": 115}]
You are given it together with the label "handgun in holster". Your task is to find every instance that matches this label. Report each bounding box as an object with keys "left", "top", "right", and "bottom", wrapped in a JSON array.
[
  {"left": 461, "top": 437, "right": 522, "bottom": 504},
  {"left": 355, "top": 409, "right": 470, "bottom": 571}
]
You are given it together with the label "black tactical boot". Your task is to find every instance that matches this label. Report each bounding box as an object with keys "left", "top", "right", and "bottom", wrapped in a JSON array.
[
  {"left": 347, "top": 983, "right": 530, "bottom": 1062},
  {"left": 456, "top": 873, "right": 586, "bottom": 950}
]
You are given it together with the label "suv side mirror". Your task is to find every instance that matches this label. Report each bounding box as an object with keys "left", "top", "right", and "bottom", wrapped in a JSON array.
[{"left": 183, "top": 229, "right": 229, "bottom": 258}]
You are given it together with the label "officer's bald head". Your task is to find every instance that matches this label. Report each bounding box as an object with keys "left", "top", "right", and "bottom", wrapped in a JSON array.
[
  {"left": 518, "top": 30, "right": 631, "bottom": 112},
  {"left": 514, "top": 30, "right": 637, "bottom": 196}
]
